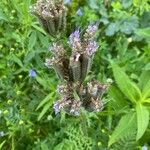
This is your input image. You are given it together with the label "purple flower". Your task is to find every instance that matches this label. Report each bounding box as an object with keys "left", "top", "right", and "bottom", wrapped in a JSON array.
[
  {"left": 84, "top": 23, "right": 98, "bottom": 41},
  {"left": 69, "top": 29, "right": 81, "bottom": 51},
  {"left": 76, "top": 8, "right": 83, "bottom": 16},
  {"left": 86, "top": 41, "right": 98, "bottom": 56},
  {"left": 29, "top": 69, "right": 37, "bottom": 77},
  {"left": 53, "top": 101, "right": 60, "bottom": 115},
  {"left": 86, "top": 24, "right": 98, "bottom": 36},
  {"left": 64, "top": 0, "right": 71, "bottom": 5}
]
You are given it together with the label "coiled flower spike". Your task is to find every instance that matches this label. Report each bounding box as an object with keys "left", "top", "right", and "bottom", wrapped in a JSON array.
[
  {"left": 44, "top": 23, "right": 109, "bottom": 115},
  {"left": 30, "top": 0, "right": 67, "bottom": 36}
]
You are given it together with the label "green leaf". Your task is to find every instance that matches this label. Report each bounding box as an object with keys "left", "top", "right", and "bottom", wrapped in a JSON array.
[
  {"left": 28, "top": 31, "right": 37, "bottom": 50},
  {"left": 135, "top": 27, "right": 150, "bottom": 42},
  {"left": 105, "top": 22, "right": 119, "bottom": 36},
  {"left": 36, "top": 92, "right": 54, "bottom": 110},
  {"left": 88, "top": 0, "right": 99, "bottom": 9},
  {"left": 0, "top": 10, "right": 8, "bottom": 21},
  {"left": 138, "top": 70, "right": 150, "bottom": 90},
  {"left": 108, "top": 112, "right": 136, "bottom": 146},
  {"left": 38, "top": 101, "right": 53, "bottom": 121},
  {"left": 36, "top": 76, "right": 51, "bottom": 90},
  {"left": 108, "top": 86, "right": 128, "bottom": 111},
  {"left": 142, "top": 79, "right": 150, "bottom": 100},
  {"left": 136, "top": 103, "right": 149, "bottom": 140},
  {"left": 144, "top": 63, "right": 150, "bottom": 71},
  {"left": 10, "top": 54, "right": 24, "bottom": 67},
  {"left": 31, "top": 23, "right": 46, "bottom": 35},
  {"left": 0, "top": 141, "right": 6, "bottom": 149},
  {"left": 120, "top": 15, "right": 139, "bottom": 34},
  {"left": 112, "top": 63, "right": 142, "bottom": 103},
  {"left": 24, "top": 50, "right": 36, "bottom": 63},
  {"left": 143, "top": 98, "right": 150, "bottom": 103},
  {"left": 41, "top": 143, "right": 49, "bottom": 150},
  {"left": 54, "top": 140, "right": 74, "bottom": 150}
]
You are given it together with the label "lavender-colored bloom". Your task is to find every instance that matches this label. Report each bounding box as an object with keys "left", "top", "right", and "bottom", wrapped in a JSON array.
[
  {"left": 84, "top": 23, "right": 98, "bottom": 41},
  {"left": 86, "top": 41, "right": 98, "bottom": 56},
  {"left": 76, "top": 8, "right": 83, "bottom": 16},
  {"left": 53, "top": 101, "right": 60, "bottom": 115},
  {"left": 86, "top": 24, "right": 98, "bottom": 36},
  {"left": 64, "top": 0, "right": 71, "bottom": 5},
  {"left": 69, "top": 29, "right": 81, "bottom": 51},
  {"left": 29, "top": 69, "right": 37, "bottom": 77},
  {"left": 49, "top": 43, "right": 65, "bottom": 57}
]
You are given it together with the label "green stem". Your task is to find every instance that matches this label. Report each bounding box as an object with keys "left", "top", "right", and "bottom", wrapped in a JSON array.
[{"left": 11, "top": 135, "right": 15, "bottom": 150}]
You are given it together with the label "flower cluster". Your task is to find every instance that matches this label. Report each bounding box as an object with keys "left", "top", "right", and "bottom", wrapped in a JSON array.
[
  {"left": 30, "top": 0, "right": 67, "bottom": 36},
  {"left": 45, "top": 24, "right": 109, "bottom": 116}
]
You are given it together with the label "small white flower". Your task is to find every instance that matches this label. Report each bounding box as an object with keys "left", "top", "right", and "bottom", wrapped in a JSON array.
[
  {"left": 142, "top": 145, "right": 148, "bottom": 150},
  {"left": 0, "top": 131, "right": 5, "bottom": 137}
]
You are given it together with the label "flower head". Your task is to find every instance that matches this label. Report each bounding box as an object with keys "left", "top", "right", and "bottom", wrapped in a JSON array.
[
  {"left": 53, "top": 101, "right": 61, "bottom": 115},
  {"left": 29, "top": 69, "right": 37, "bottom": 77},
  {"left": 69, "top": 29, "right": 82, "bottom": 51},
  {"left": 85, "top": 41, "right": 98, "bottom": 56},
  {"left": 53, "top": 98, "right": 72, "bottom": 115},
  {"left": 45, "top": 58, "right": 55, "bottom": 68},
  {"left": 30, "top": 0, "right": 67, "bottom": 36},
  {"left": 49, "top": 43, "right": 65, "bottom": 57},
  {"left": 84, "top": 23, "right": 98, "bottom": 41}
]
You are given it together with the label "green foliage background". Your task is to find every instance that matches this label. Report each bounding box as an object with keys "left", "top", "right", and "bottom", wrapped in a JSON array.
[{"left": 0, "top": 0, "right": 150, "bottom": 149}]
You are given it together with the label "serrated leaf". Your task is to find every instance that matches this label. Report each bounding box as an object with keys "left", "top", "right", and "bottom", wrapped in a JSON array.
[
  {"left": 136, "top": 103, "right": 149, "bottom": 140},
  {"left": 108, "top": 86, "right": 128, "bottom": 111},
  {"left": 138, "top": 70, "right": 150, "bottom": 90},
  {"left": 108, "top": 112, "right": 136, "bottom": 146},
  {"left": 36, "top": 92, "right": 54, "bottom": 110},
  {"left": 112, "top": 63, "right": 142, "bottom": 103}
]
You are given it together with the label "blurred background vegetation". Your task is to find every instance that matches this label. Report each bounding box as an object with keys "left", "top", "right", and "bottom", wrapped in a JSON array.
[{"left": 0, "top": 0, "right": 150, "bottom": 149}]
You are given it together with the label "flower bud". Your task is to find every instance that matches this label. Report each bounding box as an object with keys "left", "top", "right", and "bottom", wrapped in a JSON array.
[
  {"left": 80, "top": 53, "right": 92, "bottom": 81},
  {"left": 53, "top": 97, "right": 72, "bottom": 115},
  {"left": 69, "top": 53, "right": 81, "bottom": 82},
  {"left": 70, "top": 100, "right": 82, "bottom": 116},
  {"left": 90, "top": 98, "right": 104, "bottom": 112},
  {"left": 30, "top": 0, "right": 67, "bottom": 36}
]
